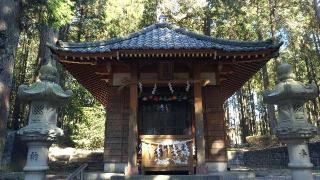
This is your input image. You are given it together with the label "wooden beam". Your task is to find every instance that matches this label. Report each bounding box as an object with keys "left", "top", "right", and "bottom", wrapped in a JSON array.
[
  {"left": 59, "top": 59, "right": 96, "bottom": 65},
  {"left": 127, "top": 62, "right": 138, "bottom": 175},
  {"left": 193, "top": 64, "right": 207, "bottom": 174},
  {"left": 118, "top": 79, "right": 204, "bottom": 90}
]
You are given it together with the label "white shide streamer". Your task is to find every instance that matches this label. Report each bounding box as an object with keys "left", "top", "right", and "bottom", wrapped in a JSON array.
[{"left": 142, "top": 139, "right": 192, "bottom": 165}]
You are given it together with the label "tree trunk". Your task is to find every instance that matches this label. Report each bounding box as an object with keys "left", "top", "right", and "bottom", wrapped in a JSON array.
[
  {"left": 237, "top": 89, "right": 248, "bottom": 143},
  {"left": 32, "top": 24, "right": 58, "bottom": 82},
  {"left": 255, "top": 11, "right": 277, "bottom": 135},
  {"left": 57, "top": 26, "right": 70, "bottom": 128},
  {"left": 314, "top": 0, "right": 320, "bottom": 23},
  {"left": 11, "top": 35, "right": 30, "bottom": 130},
  {"left": 301, "top": 41, "right": 319, "bottom": 123},
  {"left": 203, "top": 0, "right": 213, "bottom": 36},
  {"left": 247, "top": 82, "right": 256, "bottom": 135},
  {"left": 0, "top": 0, "right": 22, "bottom": 167},
  {"left": 261, "top": 65, "right": 277, "bottom": 135}
]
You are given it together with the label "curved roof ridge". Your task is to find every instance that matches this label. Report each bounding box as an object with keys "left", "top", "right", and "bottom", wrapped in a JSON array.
[
  {"left": 48, "top": 22, "right": 282, "bottom": 53},
  {"left": 170, "top": 26, "right": 281, "bottom": 47},
  {"left": 55, "top": 23, "right": 170, "bottom": 48}
]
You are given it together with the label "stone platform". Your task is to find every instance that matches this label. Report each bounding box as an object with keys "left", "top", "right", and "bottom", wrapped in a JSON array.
[
  {"left": 3, "top": 171, "right": 319, "bottom": 180},
  {"left": 81, "top": 172, "right": 255, "bottom": 180},
  {"left": 105, "top": 174, "right": 223, "bottom": 180}
]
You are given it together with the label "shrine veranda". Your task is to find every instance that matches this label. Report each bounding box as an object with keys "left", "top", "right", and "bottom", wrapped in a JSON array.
[{"left": 48, "top": 22, "right": 281, "bottom": 174}]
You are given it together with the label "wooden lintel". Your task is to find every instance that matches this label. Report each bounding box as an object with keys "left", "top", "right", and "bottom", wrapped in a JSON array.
[
  {"left": 95, "top": 72, "right": 109, "bottom": 75},
  {"left": 219, "top": 78, "right": 227, "bottom": 82},
  {"left": 100, "top": 79, "right": 110, "bottom": 83},
  {"left": 60, "top": 59, "right": 96, "bottom": 65},
  {"left": 219, "top": 71, "right": 234, "bottom": 76},
  {"left": 122, "top": 79, "right": 202, "bottom": 86},
  {"left": 95, "top": 63, "right": 112, "bottom": 75}
]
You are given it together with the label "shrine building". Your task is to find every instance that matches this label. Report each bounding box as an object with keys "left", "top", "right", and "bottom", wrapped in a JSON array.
[{"left": 49, "top": 23, "right": 281, "bottom": 175}]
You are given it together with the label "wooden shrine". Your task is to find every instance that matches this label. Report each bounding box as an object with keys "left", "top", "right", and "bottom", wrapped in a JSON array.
[{"left": 49, "top": 23, "right": 281, "bottom": 175}]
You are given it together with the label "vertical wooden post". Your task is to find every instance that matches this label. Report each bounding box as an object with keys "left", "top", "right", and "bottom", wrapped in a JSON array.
[
  {"left": 127, "top": 62, "right": 138, "bottom": 175},
  {"left": 193, "top": 64, "right": 207, "bottom": 174}
]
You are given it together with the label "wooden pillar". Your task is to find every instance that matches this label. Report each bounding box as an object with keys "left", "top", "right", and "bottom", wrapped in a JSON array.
[
  {"left": 193, "top": 64, "right": 207, "bottom": 174},
  {"left": 126, "top": 62, "right": 138, "bottom": 175}
]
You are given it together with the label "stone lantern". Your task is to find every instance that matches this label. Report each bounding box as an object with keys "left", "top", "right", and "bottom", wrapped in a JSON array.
[
  {"left": 17, "top": 61, "right": 72, "bottom": 180},
  {"left": 264, "top": 62, "right": 318, "bottom": 180}
]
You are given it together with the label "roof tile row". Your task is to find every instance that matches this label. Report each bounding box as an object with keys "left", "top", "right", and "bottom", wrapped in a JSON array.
[{"left": 48, "top": 23, "right": 282, "bottom": 54}]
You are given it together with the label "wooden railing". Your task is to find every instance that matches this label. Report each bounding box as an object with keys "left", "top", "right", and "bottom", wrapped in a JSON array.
[
  {"left": 65, "top": 163, "right": 88, "bottom": 180},
  {"left": 140, "top": 135, "right": 194, "bottom": 174}
]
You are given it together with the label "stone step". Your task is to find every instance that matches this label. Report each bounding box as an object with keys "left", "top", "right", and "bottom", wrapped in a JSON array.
[
  {"left": 49, "top": 161, "right": 104, "bottom": 172},
  {"left": 110, "top": 175, "right": 223, "bottom": 180},
  {"left": 46, "top": 173, "right": 69, "bottom": 180},
  {"left": 46, "top": 170, "right": 256, "bottom": 180},
  {"left": 73, "top": 172, "right": 224, "bottom": 180}
]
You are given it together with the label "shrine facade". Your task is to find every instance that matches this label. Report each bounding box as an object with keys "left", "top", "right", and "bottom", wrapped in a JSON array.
[{"left": 49, "top": 23, "right": 281, "bottom": 174}]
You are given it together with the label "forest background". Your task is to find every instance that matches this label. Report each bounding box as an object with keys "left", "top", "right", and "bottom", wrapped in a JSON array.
[{"left": 1, "top": 0, "right": 320, "bottom": 152}]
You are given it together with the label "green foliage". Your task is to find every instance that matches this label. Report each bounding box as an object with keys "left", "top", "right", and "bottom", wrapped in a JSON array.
[
  {"left": 139, "top": 0, "right": 158, "bottom": 27},
  {"left": 71, "top": 104, "right": 105, "bottom": 149},
  {"left": 58, "top": 74, "right": 99, "bottom": 148},
  {"left": 159, "top": 0, "right": 207, "bottom": 32},
  {"left": 45, "top": 0, "right": 75, "bottom": 28},
  {"left": 104, "top": 0, "right": 146, "bottom": 37},
  {"left": 21, "top": 0, "right": 74, "bottom": 29}
]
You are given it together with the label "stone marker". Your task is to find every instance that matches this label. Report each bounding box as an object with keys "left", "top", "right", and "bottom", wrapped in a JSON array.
[
  {"left": 17, "top": 61, "right": 72, "bottom": 180},
  {"left": 264, "top": 62, "right": 318, "bottom": 180}
]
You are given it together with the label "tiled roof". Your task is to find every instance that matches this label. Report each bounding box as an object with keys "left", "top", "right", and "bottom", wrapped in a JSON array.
[{"left": 49, "top": 23, "right": 282, "bottom": 53}]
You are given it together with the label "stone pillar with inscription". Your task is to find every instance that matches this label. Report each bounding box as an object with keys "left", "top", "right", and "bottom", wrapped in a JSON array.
[
  {"left": 264, "top": 62, "right": 318, "bottom": 180},
  {"left": 17, "top": 61, "right": 72, "bottom": 180}
]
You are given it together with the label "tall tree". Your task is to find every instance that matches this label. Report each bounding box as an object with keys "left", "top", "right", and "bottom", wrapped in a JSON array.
[
  {"left": 314, "top": 0, "right": 320, "bottom": 23},
  {"left": 0, "top": 0, "right": 22, "bottom": 165},
  {"left": 32, "top": 25, "right": 58, "bottom": 82},
  {"left": 255, "top": 0, "right": 277, "bottom": 135},
  {"left": 203, "top": 0, "right": 213, "bottom": 36}
]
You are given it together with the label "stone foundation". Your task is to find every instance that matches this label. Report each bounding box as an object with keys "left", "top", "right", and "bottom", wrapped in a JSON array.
[
  {"left": 104, "top": 163, "right": 126, "bottom": 173},
  {"left": 243, "top": 142, "right": 320, "bottom": 168},
  {"left": 206, "top": 162, "right": 227, "bottom": 172}
]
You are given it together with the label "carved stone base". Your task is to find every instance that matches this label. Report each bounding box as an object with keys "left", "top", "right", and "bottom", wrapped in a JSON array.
[
  {"left": 23, "top": 141, "right": 50, "bottom": 179},
  {"left": 104, "top": 163, "right": 126, "bottom": 173},
  {"left": 206, "top": 162, "right": 227, "bottom": 173},
  {"left": 291, "top": 169, "right": 313, "bottom": 180},
  {"left": 24, "top": 171, "right": 46, "bottom": 180},
  {"left": 285, "top": 139, "right": 313, "bottom": 180}
]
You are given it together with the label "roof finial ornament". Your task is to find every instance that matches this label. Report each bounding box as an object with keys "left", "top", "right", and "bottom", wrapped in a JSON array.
[
  {"left": 158, "top": 14, "right": 167, "bottom": 23},
  {"left": 156, "top": 3, "right": 167, "bottom": 23}
]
